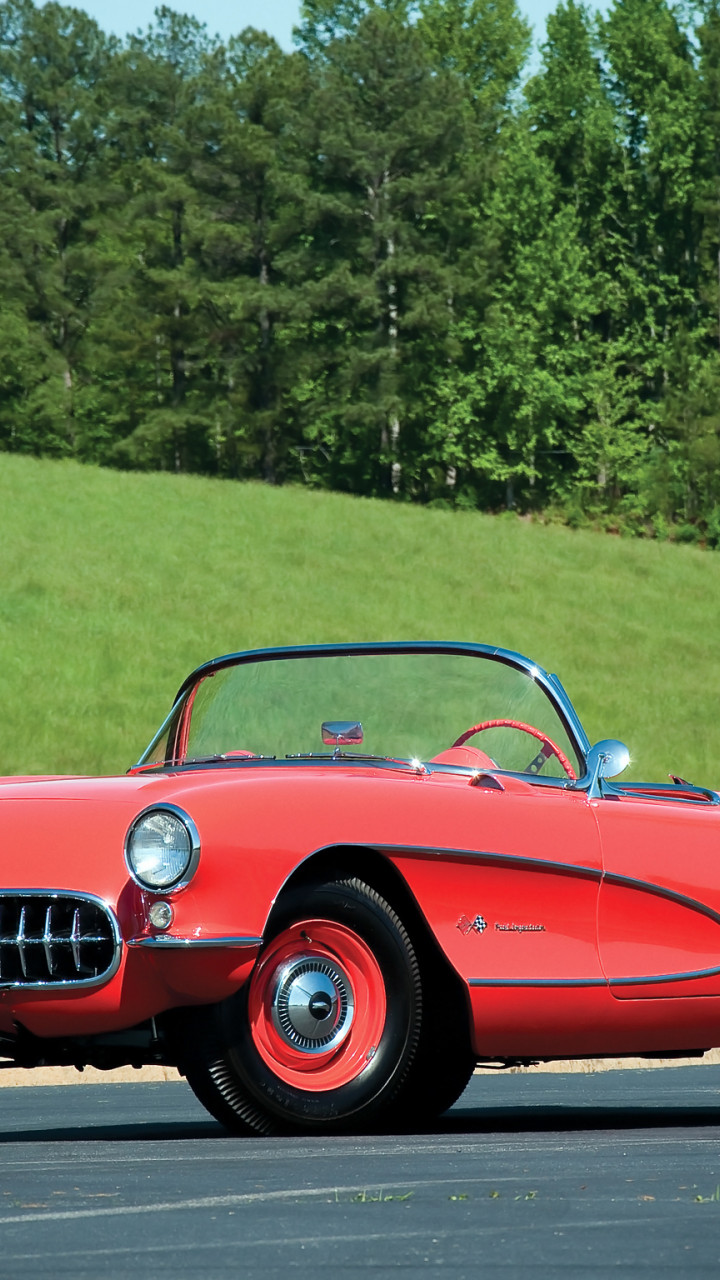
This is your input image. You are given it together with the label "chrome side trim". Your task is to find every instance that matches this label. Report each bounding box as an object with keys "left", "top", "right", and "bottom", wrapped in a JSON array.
[
  {"left": 126, "top": 935, "right": 263, "bottom": 949},
  {"left": 469, "top": 977, "right": 606, "bottom": 988},
  {"left": 382, "top": 847, "right": 720, "bottom": 990},
  {"left": 469, "top": 967, "right": 720, "bottom": 989},
  {"left": 378, "top": 845, "right": 720, "bottom": 932},
  {"left": 610, "top": 966, "right": 720, "bottom": 987},
  {"left": 374, "top": 843, "right": 603, "bottom": 883},
  {"left": 602, "top": 870, "right": 720, "bottom": 929}
]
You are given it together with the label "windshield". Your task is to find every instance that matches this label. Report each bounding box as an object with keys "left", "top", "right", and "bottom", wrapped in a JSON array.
[{"left": 138, "top": 647, "right": 585, "bottom": 780}]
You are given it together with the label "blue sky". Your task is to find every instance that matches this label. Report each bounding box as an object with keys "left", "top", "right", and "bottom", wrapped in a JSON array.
[{"left": 49, "top": 0, "right": 572, "bottom": 51}]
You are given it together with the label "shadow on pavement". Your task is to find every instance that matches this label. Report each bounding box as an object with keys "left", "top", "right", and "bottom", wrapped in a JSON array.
[{"left": 2, "top": 1101, "right": 720, "bottom": 1143}]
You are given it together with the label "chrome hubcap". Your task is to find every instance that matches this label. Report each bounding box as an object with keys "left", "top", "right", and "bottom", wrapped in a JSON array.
[{"left": 271, "top": 955, "right": 354, "bottom": 1054}]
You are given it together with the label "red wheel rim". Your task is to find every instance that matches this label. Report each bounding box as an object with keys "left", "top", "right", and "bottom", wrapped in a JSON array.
[{"left": 247, "top": 919, "right": 387, "bottom": 1092}]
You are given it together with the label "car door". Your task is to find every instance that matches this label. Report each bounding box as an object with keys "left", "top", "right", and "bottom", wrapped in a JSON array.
[
  {"left": 390, "top": 773, "right": 605, "bottom": 988},
  {"left": 596, "top": 792, "right": 720, "bottom": 998}
]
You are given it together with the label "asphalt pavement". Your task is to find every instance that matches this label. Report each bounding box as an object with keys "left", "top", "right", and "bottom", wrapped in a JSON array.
[{"left": 0, "top": 1067, "right": 719, "bottom": 1278}]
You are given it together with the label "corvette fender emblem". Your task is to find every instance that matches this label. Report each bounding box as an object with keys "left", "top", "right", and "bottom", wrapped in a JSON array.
[{"left": 456, "top": 914, "right": 487, "bottom": 935}]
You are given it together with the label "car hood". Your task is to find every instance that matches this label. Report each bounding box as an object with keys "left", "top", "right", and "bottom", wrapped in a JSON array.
[
  {"left": 0, "top": 772, "right": 223, "bottom": 901},
  {"left": 0, "top": 773, "right": 177, "bottom": 801}
]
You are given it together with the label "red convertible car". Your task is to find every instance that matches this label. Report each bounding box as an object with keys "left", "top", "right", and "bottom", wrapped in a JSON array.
[{"left": 0, "top": 640, "right": 718, "bottom": 1133}]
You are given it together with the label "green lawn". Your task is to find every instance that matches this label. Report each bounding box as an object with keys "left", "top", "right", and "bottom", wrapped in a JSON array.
[{"left": 0, "top": 453, "right": 717, "bottom": 786}]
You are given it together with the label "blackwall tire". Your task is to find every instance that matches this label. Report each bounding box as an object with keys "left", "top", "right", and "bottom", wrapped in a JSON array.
[
  {"left": 393, "top": 962, "right": 476, "bottom": 1122},
  {"left": 183, "top": 878, "right": 422, "bottom": 1135}
]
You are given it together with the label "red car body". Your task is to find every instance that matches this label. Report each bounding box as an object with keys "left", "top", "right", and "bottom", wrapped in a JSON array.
[{"left": 1, "top": 641, "right": 718, "bottom": 1133}]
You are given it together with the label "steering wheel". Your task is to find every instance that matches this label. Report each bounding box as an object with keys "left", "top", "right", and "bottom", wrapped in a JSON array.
[{"left": 451, "top": 719, "right": 576, "bottom": 780}]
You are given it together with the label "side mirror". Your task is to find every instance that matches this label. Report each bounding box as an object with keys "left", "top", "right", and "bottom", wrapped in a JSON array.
[{"left": 585, "top": 739, "right": 630, "bottom": 796}]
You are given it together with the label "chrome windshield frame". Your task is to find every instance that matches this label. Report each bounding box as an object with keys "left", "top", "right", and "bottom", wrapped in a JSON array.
[{"left": 134, "top": 641, "right": 591, "bottom": 775}]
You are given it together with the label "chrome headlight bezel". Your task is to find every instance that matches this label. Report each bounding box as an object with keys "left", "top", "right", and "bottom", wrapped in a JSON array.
[{"left": 124, "top": 804, "right": 200, "bottom": 893}]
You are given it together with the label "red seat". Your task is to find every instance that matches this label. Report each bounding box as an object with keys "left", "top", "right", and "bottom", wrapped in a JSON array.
[{"left": 430, "top": 745, "right": 497, "bottom": 769}]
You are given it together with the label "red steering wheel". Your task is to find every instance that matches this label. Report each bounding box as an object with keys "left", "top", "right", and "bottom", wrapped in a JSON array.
[{"left": 451, "top": 719, "right": 576, "bottom": 780}]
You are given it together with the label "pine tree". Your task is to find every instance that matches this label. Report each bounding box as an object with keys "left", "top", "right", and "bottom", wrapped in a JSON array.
[
  {"left": 185, "top": 32, "right": 315, "bottom": 483},
  {"left": 0, "top": 0, "right": 117, "bottom": 457},
  {"left": 90, "top": 7, "right": 222, "bottom": 472},
  {"left": 296, "top": 8, "right": 472, "bottom": 496}
]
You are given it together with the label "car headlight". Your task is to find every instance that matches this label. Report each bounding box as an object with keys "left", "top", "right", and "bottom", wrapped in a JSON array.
[{"left": 124, "top": 805, "right": 200, "bottom": 892}]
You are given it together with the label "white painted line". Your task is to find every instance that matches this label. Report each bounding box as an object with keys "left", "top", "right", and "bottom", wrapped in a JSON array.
[{"left": 0, "top": 1176, "right": 508, "bottom": 1224}]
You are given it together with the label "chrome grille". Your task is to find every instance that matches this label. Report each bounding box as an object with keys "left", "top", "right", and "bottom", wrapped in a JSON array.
[{"left": 0, "top": 893, "right": 120, "bottom": 988}]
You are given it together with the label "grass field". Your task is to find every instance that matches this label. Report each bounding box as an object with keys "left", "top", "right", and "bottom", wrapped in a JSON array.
[{"left": 0, "top": 452, "right": 718, "bottom": 786}]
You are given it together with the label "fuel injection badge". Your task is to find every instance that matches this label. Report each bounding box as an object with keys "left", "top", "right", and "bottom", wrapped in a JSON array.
[
  {"left": 456, "top": 914, "right": 545, "bottom": 935},
  {"left": 495, "top": 921, "right": 546, "bottom": 933}
]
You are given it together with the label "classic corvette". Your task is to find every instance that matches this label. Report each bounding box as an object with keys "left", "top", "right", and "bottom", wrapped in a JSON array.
[{"left": 1, "top": 640, "right": 719, "bottom": 1133}]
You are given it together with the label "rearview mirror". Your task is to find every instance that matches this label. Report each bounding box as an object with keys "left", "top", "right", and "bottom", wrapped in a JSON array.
[{"left": 321, "top": 721, "right": 363, "bottom": 753}]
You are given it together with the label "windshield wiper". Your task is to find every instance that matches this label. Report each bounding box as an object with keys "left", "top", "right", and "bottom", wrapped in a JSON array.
[
  {"left": 179, "top": 753, "right": 276, "bottom": 765},
  {"left": 284, "top": 753, "right": 427, "bottom": 772},
  {"left": 285, "top": 751, "right": 389, "bottom": 761}
]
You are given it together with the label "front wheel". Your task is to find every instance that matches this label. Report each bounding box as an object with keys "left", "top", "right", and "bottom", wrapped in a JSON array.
[{"left": 183, "top": 878, "right": 422, "bottom": 1134}]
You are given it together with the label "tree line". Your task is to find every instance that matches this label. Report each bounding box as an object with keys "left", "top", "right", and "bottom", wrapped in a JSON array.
[{"left": 3, "top": 0, "right": 720, "bottom": 540}]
